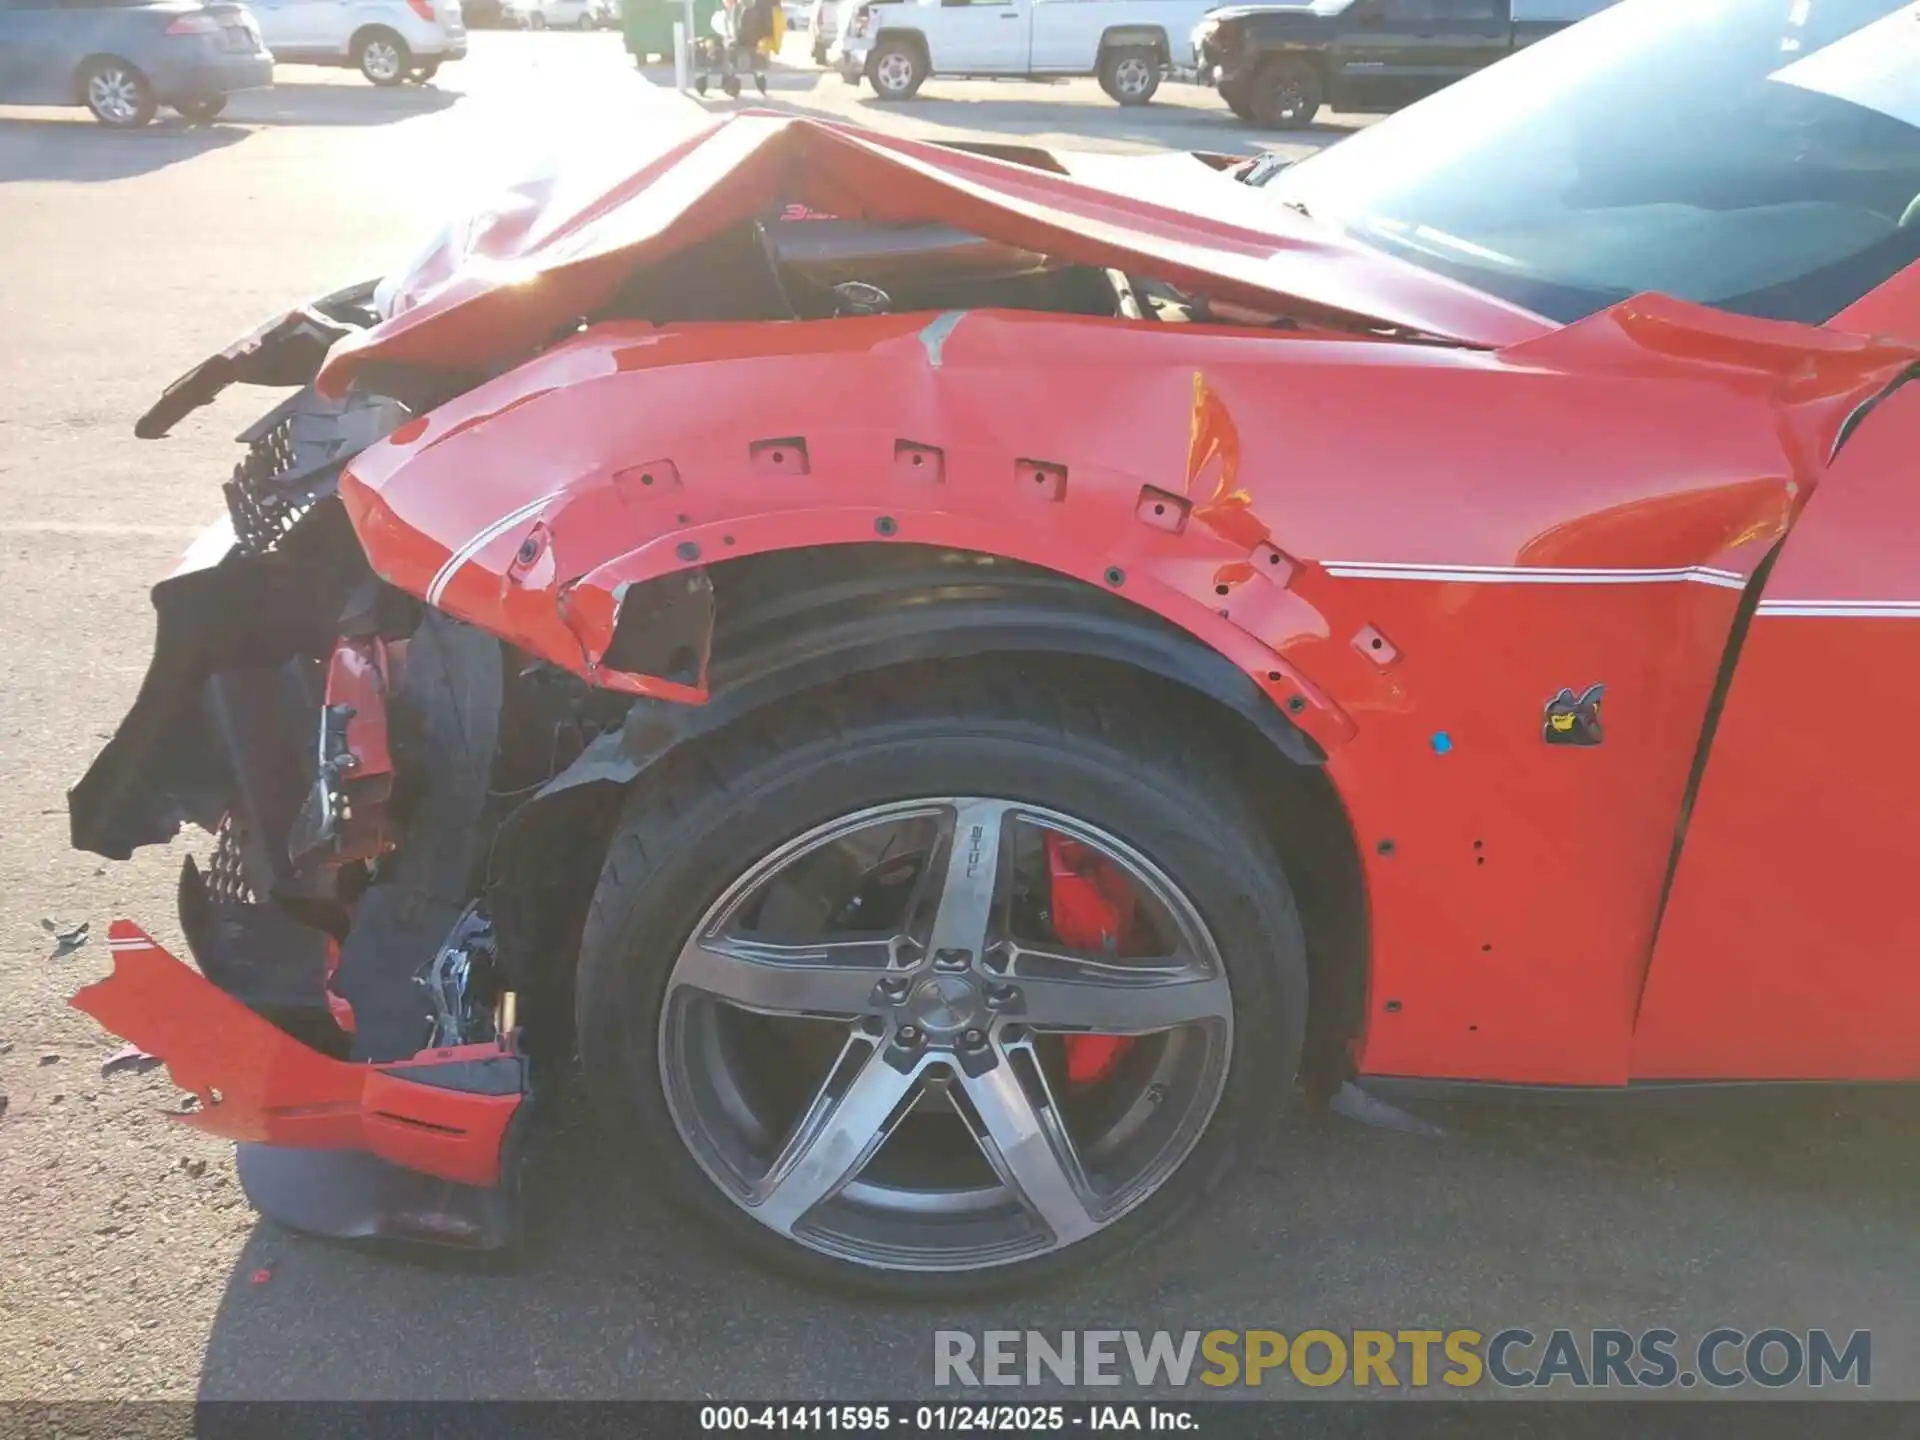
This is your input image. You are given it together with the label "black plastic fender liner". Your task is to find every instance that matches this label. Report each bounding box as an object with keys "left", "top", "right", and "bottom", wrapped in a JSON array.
[
  {"left": 546, "top": 547, "right": 1320, "bottom": 799},
  {"left": 486, "top": 549, "right": 1325, "bottom": 994},
  {"left": 67, "top": 507, "right": 370, "bottom": 862},
  {"left": 331, "top": 610, "right": 504, "bottom": 1063}
]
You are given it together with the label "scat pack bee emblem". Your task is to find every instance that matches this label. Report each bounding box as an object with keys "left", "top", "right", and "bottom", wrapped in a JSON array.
[{"left": 1543, "top": 684, "right": 1606, "bottom": 747}]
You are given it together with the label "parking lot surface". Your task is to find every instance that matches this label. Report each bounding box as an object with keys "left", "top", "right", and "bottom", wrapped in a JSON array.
[{"left": 0, "top": 30, "right": 1914, "bottom": 1403}]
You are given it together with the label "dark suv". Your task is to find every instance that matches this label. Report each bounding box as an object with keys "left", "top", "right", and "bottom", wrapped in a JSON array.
[{"left": 1193, "top": 0, "right": 1613, "bottom": 128}]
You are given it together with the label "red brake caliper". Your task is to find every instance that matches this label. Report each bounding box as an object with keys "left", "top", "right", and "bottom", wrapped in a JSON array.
[{"left": 1042, "top": 833, "right": 1139, "bottom": 1088}]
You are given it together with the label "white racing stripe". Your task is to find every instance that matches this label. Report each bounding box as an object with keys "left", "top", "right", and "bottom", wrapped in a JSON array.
[
  {"left": 1756, "top": 599, "right": 1920, "bottom": 618},
  {"left": 424, "top": 489, "right": 564, "bottom": 608},
  {"left": 1320, "top": 561, "right": 1749, "bottom": 589}
]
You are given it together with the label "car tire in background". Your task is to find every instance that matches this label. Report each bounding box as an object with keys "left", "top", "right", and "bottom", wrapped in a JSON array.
[
  {"left": 576, "top": 12, "right": 594, "bottom": 26},
  {"left": 574, "top": 663, "right": 1309, "bottom": 1296},
  {"left": 867, "top": 38, "right": 924, "bottom": 100},
  {"left": 354, "top": 27, "right": 411, "bottom": 83},
  {"left": 529, "top": 10, "right": 548, "bottom": 26},
  {"left": 1218, "top": 78, "right": 1254, "bottom": 121},
  {"left": 173, "top": 97, "right": 227, "bottom": 123},
  {"left": 1250, "top": 56, "right": 1321, "bottom": 128},
  {"left": 1097, "top": 45, "right": 1161, "bottom": 106},
  {"left": 79, "top": 57, "right": 157, "bottom": 128}
]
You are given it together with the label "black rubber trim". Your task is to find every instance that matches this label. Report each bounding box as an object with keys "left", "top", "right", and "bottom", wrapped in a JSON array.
[{"left": 533, "top": 550, "right": 1322, "bottom": 809}]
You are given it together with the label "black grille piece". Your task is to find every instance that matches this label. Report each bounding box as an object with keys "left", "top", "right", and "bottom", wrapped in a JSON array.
[
  {"left": 224, "top": 414, "right": 313, "bottom": 556},
  {"left": 204, "top": 814, "right": 257, "bottom": 907}
]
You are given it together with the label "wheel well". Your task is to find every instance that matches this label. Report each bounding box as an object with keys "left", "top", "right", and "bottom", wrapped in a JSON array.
[
  {"left": 491, "top": 544, "right": 1368, "bottom": 1094},
  {"left": 1099, "top": 27, "right": 1168, "bottom": 60},
  {"left": 73, "top": 54, "right": 142, "bottom": 102},
  {"left": 352, "top": 23, "right": 404, "bottom": 53},
  {"left": 873, "top": 27, "right": 928, "bottom": 60}
]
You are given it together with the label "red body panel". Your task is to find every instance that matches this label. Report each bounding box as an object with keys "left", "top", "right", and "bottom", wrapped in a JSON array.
[
  {"left": 1631, "top": 382, "right": 1920, "bottom": 1080},
  {"left": 318, "top": 636, "right": 398, "bottom": 865},
  {"left": 339, "top": 294, "right": 1916, "bottom": 1086},
  {"left": 73, "top": 119, "right": 1920, "bottom": 1216},
  {"left": 74, "top": 924, "right": 520, "bottom": 1186},
  {"left": 317, "top": 113, "right": 1551, "bottom": 402}
]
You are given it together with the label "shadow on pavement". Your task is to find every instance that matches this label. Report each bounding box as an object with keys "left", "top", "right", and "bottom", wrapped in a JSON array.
[
  {"left": 634, "top": 61, "right": 1357, "bottom": 154},
  {"left": 193, "top": 1087, "right": 1920, "bottom": 1400},
  {"left": 0, "top": 114, "right": 249, "bottom": 182},
  {"left": 843, "top": 92, "right": 1356, "bottom": 150},
  {"left": 224, "top": 79, "right": 463, "bottom": 127}
]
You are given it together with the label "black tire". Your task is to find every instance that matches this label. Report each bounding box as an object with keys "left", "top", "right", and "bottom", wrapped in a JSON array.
[
  {"left": 355, "top": 28, "right": 411, "bottom": 84},
  {"left": 172, "top": 96, "right": 226, "bottom": 123},
  {"left": 867, "top": 37, "right": 925, "bottom": 100},
  {"left": 79, "top": 58, "right": 156, "bottom": 128},
  {"left": 529, "top": 10, "right": 548, "bottom": 26},
  {"left": 576, "top": 12, "right": 595, "bottom": 27},
  {"left": 1251, "top": 55, "right": 1321, "bottom": 129},
  {"left": 1097, "top": 44, "right": 1161, "bottom": 106},
  {"left": 574, "top": 663, "right": 1309, "bottom": 1297},
  {"left": 1218, "top": 77, "right": 1254, "bottom": 121}
]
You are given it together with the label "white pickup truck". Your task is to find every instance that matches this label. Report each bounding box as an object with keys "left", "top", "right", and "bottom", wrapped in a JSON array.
[{"left": 832, "top": 0, "right": 1220, "bottom": 103}]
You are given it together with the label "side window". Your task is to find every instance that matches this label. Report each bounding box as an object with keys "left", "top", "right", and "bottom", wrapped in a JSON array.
[
  {"left": 1379, "top": 0, "right": 1437, "bottom": 22},
  {"left": 1438, "top": 0, "right": 1500, "bottom": 18}
]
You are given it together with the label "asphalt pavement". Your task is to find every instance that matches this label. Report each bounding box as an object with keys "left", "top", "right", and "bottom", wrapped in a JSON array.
[{"left": 0, "top": 31, "right": 1914, "bottom": 1403}]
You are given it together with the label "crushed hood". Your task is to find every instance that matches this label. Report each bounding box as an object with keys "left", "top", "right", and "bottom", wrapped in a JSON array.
[{"left": 317, "top": 112, "right": 1552, "bottom": 398}]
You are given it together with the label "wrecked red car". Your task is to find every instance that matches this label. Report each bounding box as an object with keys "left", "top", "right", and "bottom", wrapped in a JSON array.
[{"left": 72, "top": 0, "right": 1920, "bottom": 1294}]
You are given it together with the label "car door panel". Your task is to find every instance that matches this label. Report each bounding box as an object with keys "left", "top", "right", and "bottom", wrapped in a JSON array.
[
  {"left": 1631, "top": 382, "right": 1920, "bottom": 1081},
  {"left": 1, "top": 1, "right": 82, "bottom": 103},
  {"left": 927, "top": 0, "right": 1023, "bottom": 70},
  {"left": 1339, "top": 0, "right": 1507, "bottom": 109},
  {"left": 1416, "top": 0, "right": 1508, "bottom": 100},
  {"left": 1334, "top": 0, "right": 1427, "bottom": 110},
  {"left": 0, "top": 4, "right": 27, "bottom": 101},
  {"left": 253, "top": 0, "right": 339, "bottom": 54},
  {"left": 1026, "top": 0, "right": 1086, "bottom": 72}
]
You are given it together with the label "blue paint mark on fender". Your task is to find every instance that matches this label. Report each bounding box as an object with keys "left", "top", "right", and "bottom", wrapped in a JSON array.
[{"left": 918, "top": 311, "right": 966, "bottom": 368}]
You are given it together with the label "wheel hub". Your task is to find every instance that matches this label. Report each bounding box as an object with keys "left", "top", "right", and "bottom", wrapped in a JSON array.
[{"left": 907, "top": 972, "right": 983, "bottom": 1039}]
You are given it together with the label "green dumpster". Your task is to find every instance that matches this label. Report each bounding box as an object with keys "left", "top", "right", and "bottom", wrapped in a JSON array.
[{"left": 624, "top": 0, "right": 720, "bottom": 65}]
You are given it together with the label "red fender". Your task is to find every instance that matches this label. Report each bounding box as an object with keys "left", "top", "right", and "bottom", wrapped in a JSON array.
[{"left": 339, "top": 296, "right": 1914, "bottom": 1087}]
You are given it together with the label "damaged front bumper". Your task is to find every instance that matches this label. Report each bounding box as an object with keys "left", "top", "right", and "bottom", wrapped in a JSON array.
[
  {"left": 69, "top": 514, "right": 540, "bottom": 1246},
  {"left": 70, "top": 302, "right": 548, "bottom": 1250},
  {"left": 75, "top": 924, "right": 532, "bottom": 1248}
]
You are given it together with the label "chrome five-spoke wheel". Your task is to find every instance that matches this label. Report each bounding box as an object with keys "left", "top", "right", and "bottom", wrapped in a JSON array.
[
  {"left": 660, "top": 799, "right": 1234, "bottom": 1272},
  {"left": 576, "top": 665, "right": 1308, "bottom": 1294}
]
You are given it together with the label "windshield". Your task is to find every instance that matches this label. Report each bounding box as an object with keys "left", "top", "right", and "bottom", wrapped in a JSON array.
[{"left": 1268, "top": 0, "right": 1920, "bottom": 325}]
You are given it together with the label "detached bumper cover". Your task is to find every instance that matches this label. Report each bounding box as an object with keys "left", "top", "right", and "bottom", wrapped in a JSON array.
[{"left": 74, "top": 924, "right": 523, "bottom": 1190}]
